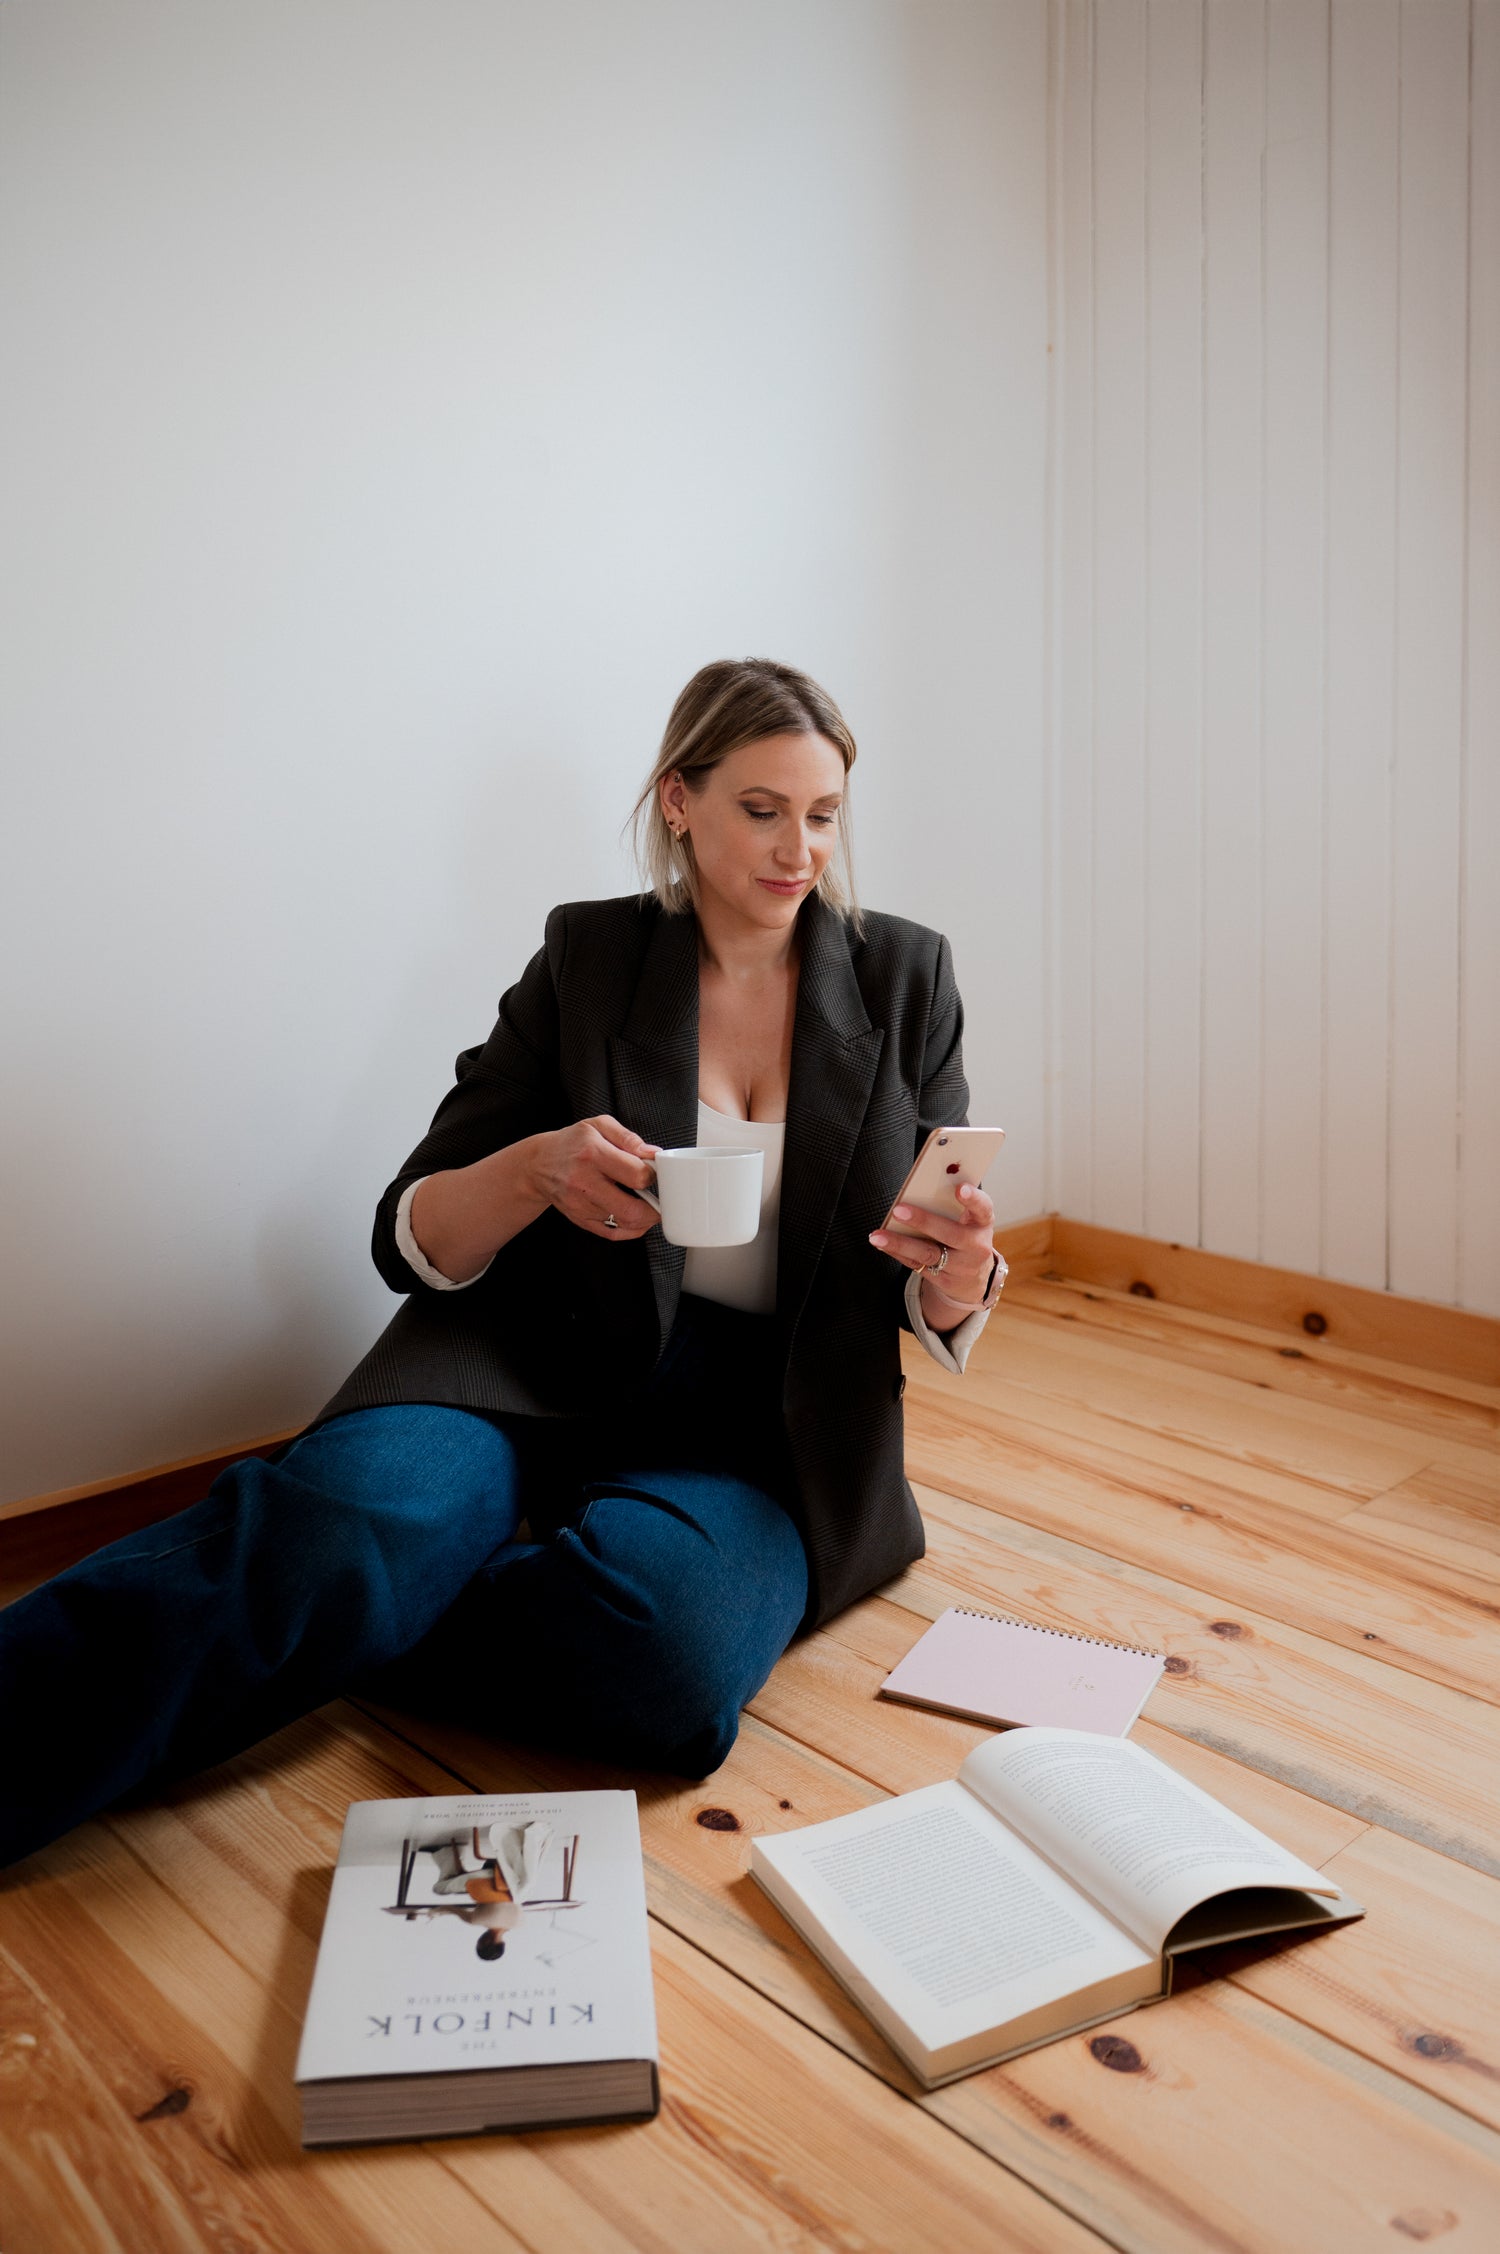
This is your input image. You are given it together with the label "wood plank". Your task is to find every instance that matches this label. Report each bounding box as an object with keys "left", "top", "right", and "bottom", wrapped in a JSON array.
[
  {"left": 1199, "top": 0, "right": 1267, "bottom": 1264},
  {"left": 554, "top": 1921, "right": 1105, "bottom": 2254},
  {"left": 879, "top": 1489, "right": 1500, "bottom": 1878},
  {"left": 1142, "top": 0, "right": 1205, "bottom": 1247},
  {"left": 0, "top": 1942, "right": 233, "bottom": 2254},
  {"left": 1332, "top": 1506, "right": 1500, "bottom": 1584},
  {"left": 1048, "top": 1217, "right": 1500, "bottom": 1385},
  {"left": 971, "top": 1976, "right": 1500, "bottom": 2254},
  {"left": 1323, "top": 0, "right": 1400, "bottom": 1294},
  {"left": 904, "top": 1333, "right": 1359, "bottom": 1521},
  {"left": 1224, "top": 1824, "right": 1500, "bottom": 2135},
  {"left": 1086, "top": 0, "right": 1149, "bottom": 1236},
  {"left": 897, "top": 1381, "right": 1500, "bottom": 1706},
  {"left": 1461, "top": 0, "right": 1500, "bottom": 1319},
  {"left": 964, "top": 1302, "right": 1500, "bottom": 1495},
  {"left": 1004, "top": 1274, "right": 1500, "bottom": 1452},
  {"left": 1053, "top": 0, "right": 1097, "bottom": 1222},
  {"left": 1260, "top": 0, "right": 1329, "bottom": 1276},
  {"left": 941, "top": 1309, "right": 1435, "bottom": 1502},
  {"left": 1348, "top": 1465, "right": 1500, "bottom": 1564},
  {"left": 1388, "top": 0, "right": 1471, "bottom": 1305}
]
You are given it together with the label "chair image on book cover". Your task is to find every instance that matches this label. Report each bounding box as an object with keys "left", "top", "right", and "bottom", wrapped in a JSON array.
[{"left": 386, "top": 1828, "right": 582, "bottom": 1917}]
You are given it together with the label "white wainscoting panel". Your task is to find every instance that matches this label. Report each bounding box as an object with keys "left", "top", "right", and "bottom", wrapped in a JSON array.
[{"left": 1048, "top": 0, "right": 1500, "bottom": 1315}]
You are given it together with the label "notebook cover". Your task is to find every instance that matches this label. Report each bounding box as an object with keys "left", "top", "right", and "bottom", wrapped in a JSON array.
[{"left": 878, "top": 1608, "right": 1165, "bottom": 1735}]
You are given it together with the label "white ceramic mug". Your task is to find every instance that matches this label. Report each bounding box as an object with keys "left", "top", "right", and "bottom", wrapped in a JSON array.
[{"left": 637, "top": 1147, "right": 763, "bottom": 1247}]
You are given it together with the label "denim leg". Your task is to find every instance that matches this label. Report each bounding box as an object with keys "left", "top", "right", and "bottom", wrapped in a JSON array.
[
  {"left": 0, "top": 1405, "right": 525, "bottom": 1868},
  {"left": 384, "top": 1464, "right": 810, "bottom": 1778}
]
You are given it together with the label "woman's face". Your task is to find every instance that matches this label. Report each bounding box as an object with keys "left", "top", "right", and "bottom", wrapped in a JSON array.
[{"left": 662, "top": 732, "right": 847, "bottom": 938}]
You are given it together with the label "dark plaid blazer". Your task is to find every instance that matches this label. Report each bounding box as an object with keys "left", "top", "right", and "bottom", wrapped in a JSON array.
[{"left": 315, "top": 889, "right": 970, "bottom": 1625}]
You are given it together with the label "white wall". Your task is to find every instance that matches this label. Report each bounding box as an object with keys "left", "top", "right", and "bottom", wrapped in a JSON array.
[
  {"left": 1047, "top": 0, "right": 1500, "bottom": 1316},
  {"left": 0, "top": 0, "right": 1050, "bottom": 1504}
]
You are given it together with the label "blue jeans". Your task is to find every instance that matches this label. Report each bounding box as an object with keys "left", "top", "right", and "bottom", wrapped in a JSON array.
[{"left": 0, "top": 1302, "right": 809, "bottom": 1869}]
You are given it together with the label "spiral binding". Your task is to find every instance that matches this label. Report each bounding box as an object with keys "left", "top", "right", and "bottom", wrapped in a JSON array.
[{"left": 952, "top": 1607, "right": 1160, "bottom": 1661}]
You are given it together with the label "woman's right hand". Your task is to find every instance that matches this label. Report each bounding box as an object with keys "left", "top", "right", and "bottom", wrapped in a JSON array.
[{"left": 531, "top": 1115, "right": 661, "bottom": 1241}]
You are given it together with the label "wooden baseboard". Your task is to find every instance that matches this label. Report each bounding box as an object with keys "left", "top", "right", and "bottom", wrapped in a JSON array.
[
  {"left": 989, "top": 1214, "right": 1055, "bottom": 1283},
  {"left": 1042, "top": 1216, "right": 1500, "bottom": 1388},
  {"left": 0, "top": 1430, "right": 302, "bottom": 1526}
]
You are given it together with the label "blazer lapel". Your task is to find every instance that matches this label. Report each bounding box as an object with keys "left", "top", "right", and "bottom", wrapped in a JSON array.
[
  {"left": 778, "top": 895, "right": 883, "bottom": 1339},
  {"left": 608, "top": 906, "right": 700, "bottom": 1344}
]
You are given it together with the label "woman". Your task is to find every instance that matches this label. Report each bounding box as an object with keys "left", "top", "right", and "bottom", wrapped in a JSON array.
[
  {"left": 408, "top": 1819, "right": 551, "bottom": 1960},
  {"left": 1, "top": 659, "right": 1004, "bottom": 1870}
]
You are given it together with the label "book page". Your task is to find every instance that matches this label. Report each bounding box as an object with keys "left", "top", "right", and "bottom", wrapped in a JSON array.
[
  {"left": 959, "top": 1730, "right": 1336, "bottom": 1951},
  {"left": 755, "top": 1781, "right": 1154, "bottom": 2047}
]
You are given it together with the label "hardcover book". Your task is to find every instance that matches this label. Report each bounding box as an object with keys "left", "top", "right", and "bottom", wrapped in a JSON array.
[
  {"left": 295, "top": 1789, "right": 659, "bottom": 2145},
  {"left": 752, "top": 1727, "right": 1362, "bottom": 2089},
  {"left": 879, "top": 1606, "right": 1165, "bottom": 1734}
]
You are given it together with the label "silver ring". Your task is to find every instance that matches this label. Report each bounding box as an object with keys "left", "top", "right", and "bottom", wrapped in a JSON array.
[
  {"left": 927, "top": 1245, "right": 949, "bottom": 1275},
  {"left": 603, "top": 1213, "right": 619, "bottom": 1230}
]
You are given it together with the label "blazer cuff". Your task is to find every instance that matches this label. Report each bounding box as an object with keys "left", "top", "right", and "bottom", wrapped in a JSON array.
[
  {"left": 395, "top": 1178, "right": 495, "bottom": 1292},
  {"left": 903, "top": 1259, "right": 1003, "bottom": 1375}
]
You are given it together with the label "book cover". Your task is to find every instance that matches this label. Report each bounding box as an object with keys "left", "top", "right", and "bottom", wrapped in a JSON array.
[{"left": 295, "top": 1788, "right": 658, "bottom": 2142}]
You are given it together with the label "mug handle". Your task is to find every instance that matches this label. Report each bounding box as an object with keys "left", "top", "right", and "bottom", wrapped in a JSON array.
[{"left": 635, "top": 1184, "right": 661, "bottom": 1214}]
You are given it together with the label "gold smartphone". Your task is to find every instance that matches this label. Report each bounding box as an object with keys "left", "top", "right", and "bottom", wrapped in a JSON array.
[{"left": 879, "top": 1126, "right": 1007, "bottom": 1237}]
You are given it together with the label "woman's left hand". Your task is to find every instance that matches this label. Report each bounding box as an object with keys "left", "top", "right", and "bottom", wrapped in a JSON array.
[{"left": 869, "top": 1183, "right": 997, "bottom": 1309}]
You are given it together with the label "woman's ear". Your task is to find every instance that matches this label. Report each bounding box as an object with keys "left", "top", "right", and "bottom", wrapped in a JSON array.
[{"left": 659, "top": 770, "right": 689, "bottom": 831}]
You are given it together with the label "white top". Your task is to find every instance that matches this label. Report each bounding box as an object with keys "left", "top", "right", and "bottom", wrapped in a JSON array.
[
  {"left": 393, "top": 1127, "right": 1000, "bottom": 1376},
  {"left": 680, "top": 1100, "right": 785, "bottom": 1316}
]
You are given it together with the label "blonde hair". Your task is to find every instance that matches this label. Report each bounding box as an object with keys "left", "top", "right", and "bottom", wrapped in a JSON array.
[{"left": 629, "top": 658, "right": 860, "bottom": 928}]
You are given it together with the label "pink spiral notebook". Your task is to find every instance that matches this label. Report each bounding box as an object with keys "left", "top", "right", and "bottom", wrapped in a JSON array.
[{"left": 878, "top": 1607, "right": 1165, "bottom": 1735}]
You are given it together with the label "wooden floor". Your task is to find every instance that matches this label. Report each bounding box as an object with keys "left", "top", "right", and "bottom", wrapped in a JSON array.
[{"left": 4, "top": 1265, "right": 1500, "bottom": 2252}]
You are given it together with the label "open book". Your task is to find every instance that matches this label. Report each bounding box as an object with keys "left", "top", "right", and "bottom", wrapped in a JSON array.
[{"left": 751, "top": 1728, "right": 1362, "bottom": 2088}]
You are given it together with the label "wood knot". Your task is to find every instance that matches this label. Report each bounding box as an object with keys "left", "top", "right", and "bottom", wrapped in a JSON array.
[
  {"left": 136, "top": 2087, "right": 191, "bottom": 2122},
  {"left": 1302, "top": 1310, "right": 1328, "bottom": 1336},
  {"left": 1089, "top": 2033, "right": 1145, "bottom": 2073},
  {"left": 1208, "top": 1620, "right": 1245, "bottom": 1638},
  {"left": 1278, "top": 1346, "right": 1305, "bottom": 1358},
  {"left": 1046, "top": 2111, "right": 1074, "bottom": 2130},
  {"left": 695, "top": 1808, "right": 741, "bottom": 1832},
  {"left": 1162, "top": 1655, "right": 1192, "bottom": 1676},
  {"left": 1406, "top": 2032, "right": 1464, "bottom": 2062},
  {"left": 1129, "top": 1280, "right": 1157, "bottom": 1299},
  {"left": 778, "top": 1800, "right": 792, "bottom": 1811},
  {"left": 1390, "top": 2209, "right": 1459, "bottom": 2242}
]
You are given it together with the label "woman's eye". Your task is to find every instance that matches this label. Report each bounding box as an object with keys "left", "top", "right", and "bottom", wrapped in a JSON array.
[
  {"left": 810, "top": 812, "right": 837, "bottom": 827},
  {"left": 744, "top": 807, "right": 776, "bottom": 822}
]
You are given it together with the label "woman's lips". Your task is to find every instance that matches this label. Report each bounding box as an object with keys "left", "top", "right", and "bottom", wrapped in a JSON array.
[{"left": 757, "top": 877, "right": 807, "bottom": 895}]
